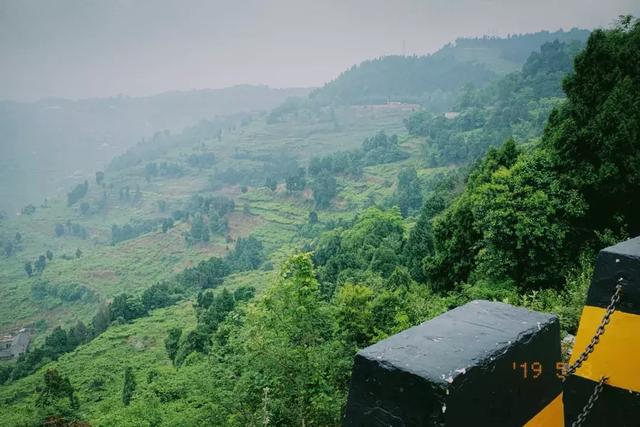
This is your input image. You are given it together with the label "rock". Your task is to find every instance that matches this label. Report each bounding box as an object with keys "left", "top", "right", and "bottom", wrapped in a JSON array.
[{"left": 344, "top": 300, "right": 561, "bottom": 426}]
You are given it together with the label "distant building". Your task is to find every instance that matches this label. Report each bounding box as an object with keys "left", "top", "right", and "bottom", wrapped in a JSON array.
[
  {"left": 444, "top": 111, "right": 461, "bottom": 119},
  {"left": 0, "top": 330, "right": 30, "bottom": 360}
]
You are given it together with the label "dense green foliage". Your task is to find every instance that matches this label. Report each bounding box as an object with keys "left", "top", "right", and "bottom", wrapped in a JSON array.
[
  {"left": 308, "top": 131, "right": 408, "bottom": 180},
  {"left": 423, "top": 19, "right": 640, "bottom": 291},
  {"left": 405, "top": 40, "right": 584, "bottom": 166}
]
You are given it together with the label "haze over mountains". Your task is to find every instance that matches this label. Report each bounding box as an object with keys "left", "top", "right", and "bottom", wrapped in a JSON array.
[
  {"left": 0, "top": 85, "right": 311, "bottom": 214},
  {"left": 0, "top": 29, "right": 590, "bottom": 215}
]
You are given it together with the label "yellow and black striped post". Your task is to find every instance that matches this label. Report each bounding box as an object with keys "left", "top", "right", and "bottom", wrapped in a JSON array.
[{"left": 563, "top": 237, "right": 640, "bottom": 426}]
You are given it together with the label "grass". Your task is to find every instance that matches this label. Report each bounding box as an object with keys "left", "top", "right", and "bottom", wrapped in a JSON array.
[{"left": 0, "top": 302, "right": 198, "bottom": 426}]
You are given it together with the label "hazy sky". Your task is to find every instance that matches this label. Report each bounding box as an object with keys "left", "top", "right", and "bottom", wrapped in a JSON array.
[{"left": 0, "top": 0, "right": 638, "bottom": 101}]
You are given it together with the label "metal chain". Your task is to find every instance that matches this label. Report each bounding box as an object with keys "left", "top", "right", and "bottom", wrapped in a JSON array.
[
  {"left": 570, "top": 376, "right": 608, "bottom": 427},
  {"left": 566, "top": 278, "right": 625, "bottom": 427},
  {"left": 563, "top": 280, "right": 624, "bottom": 380}
]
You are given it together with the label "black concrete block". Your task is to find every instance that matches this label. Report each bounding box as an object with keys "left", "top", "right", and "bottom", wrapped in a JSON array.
[
  {"left": 588, "top": 236, "right": 640, "bottom": 315},
  {"left": 343, "top": 300, "right": 561, "bottom": 427}
]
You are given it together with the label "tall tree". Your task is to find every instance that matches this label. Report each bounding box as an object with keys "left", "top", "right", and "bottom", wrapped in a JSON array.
[
  {"left": 36, "top": 369, "right": 78, "bottom": 409},
  {"left": 164, "top": 328, "right": 182, "bottom": 365},
  {"left": 122, "top": 367, "right": 136, "bottom": 406},
  {"left": 24, "top": 261, "right": 33, "bottom": 277},
  {"left": 396, "top": 167, "right": 422, "bottom": 217},
  {"left": 34, "top": 255, "right": 46, "bottom": 273}
]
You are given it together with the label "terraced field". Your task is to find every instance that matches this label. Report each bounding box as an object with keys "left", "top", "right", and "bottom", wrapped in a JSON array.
[{"left": 0, "top": 106, "right": 413, "bottom": 342}]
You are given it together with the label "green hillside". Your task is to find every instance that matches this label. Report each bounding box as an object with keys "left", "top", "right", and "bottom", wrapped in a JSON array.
[{"left": 309, "top": 29, "right": 589, "bottom": 109}]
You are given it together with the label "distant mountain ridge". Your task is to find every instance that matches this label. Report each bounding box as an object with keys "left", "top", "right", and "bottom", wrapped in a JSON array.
[{"left": 309, "top": 28, "right": 590, "bottom": 108}]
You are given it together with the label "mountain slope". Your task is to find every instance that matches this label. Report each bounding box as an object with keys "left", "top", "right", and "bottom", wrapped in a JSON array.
[
  {"left": 0, "top": 85, "right": 312, "bottom": 215},
  {"left": 309, "top": 29, "right": 589, "bottom": 109}
]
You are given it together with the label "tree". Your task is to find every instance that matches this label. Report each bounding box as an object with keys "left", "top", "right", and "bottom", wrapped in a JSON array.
[
  {"left": 335, "top": 283, "right": 374, "bottom": 349},
  {"left": 54, "top": 223, "right": 65, "bottom": 237},
  {"left": 309, "top": 211, "right": 318, "bottom": 224},
  {"left": 36, "top": 369, "right": 78, "bottom": 409},
  {"left": 265, "top": 177, "right": 278, "bottom": 192},
  {"left": 177, "top": 256, "right": 231, "bottom": 289},
  {"left": 285, "top": 167, "right": 306, "bottom": 192},
  {"left": 24, "top": 261, "right": 33, "bottom": 277},
  {"left": 164, "top": 328, "right": 182, "bottom": 365},
  {"left": 3, "top": 240, "right": 13, "bottom": 257},
  {"left": 173, "top": 327, "right": 209, "bottom": 366},
  {"left": 122, "top": 366, "right": 136, "bottom": 406},
  {"left": 543, "top": 19, "right": 640, "bottom": 239},
  {"left": 75, "top": 248, "right": 82, "bottom": 259},
  {"left": 80, "top": 202, "right": 90, "bottom": 215},
  {"left": 46, "top": 250, "right": 53, "bottom": 261},
  {"left": 133, "top": 185, "right": 142, "bottom": 204},
  {"left": 223, "top": 253, "right": 342, "bottom": 425},
  {"left": 44, "top": 327, "right": 70, "bottom": 355},
  {"left": 312, "top": 171, "right": 337, "bottom": 209},
  {"left": 141, "top": 282, "right": 174, "bottom": 310},
  {"left": 21, "top": 204, "right": 36, "bottom": 215},
  {"left": 188, "top": 215, "right": 210, "bottom": 243},
  {"left": 226, "top": 236, "right": 264, "bottom": 271},
  {"left": 208, "top": 212, "right": 227, "bottom": 235},
  {"left": 92, "top": 303, "right": 111, "bottom": 334},
  {"left": 31, "top": 280, "right": 48, "bottom": 299},
  {"left": 162, "top": 217, "right": 174, "bottom": 233},
  {"left": 396, "top": 167, "right": 422, "bottom": 217},
  {"left": 110, "top": 294, "right": 147, "bottom": 322},
  {"left": 386, "top": 266, "right": 413, "bottom": 290},
  {"left": 34, "top": 255, "right": 46, "bottom": 273},
  {"left": 233, "top": 285, "right": 256, "bottom": 302},
  {"left": 403, "top": 204, "right": 436, "bottom": 281},
  {"left": 423, "top": 21, "right": 640, "bottom": 291},
  {"left": 67, "top": 181, "right": 89, "bottom": 207},
  {"left": 68, "top": 321, "right": 90, "bottom": 348},
  {"left": 95, "top": 171, "right": 104, "bottom": 185}
]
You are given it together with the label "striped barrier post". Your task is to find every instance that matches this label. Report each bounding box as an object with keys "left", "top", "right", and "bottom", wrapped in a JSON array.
[
  {"left": 563, "top": 237, "right": 640, "bottom": 426},
  {"left": 343, "top": 300, "right": 563, "bottom": 426}
]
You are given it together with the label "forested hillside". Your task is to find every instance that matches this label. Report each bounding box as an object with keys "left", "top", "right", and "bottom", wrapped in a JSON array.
[
  {"left": 405, "top": 39, "right": 585, "bottom": 165},
  {"left": 309, "top": 29, "right": 589, "bottom": 109},
  {"left": 0, "top": 18, "right": 638, "bottom": 427}
]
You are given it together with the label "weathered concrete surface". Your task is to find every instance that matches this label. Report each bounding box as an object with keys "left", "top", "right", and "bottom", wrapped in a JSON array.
[
  {"left": 344, "top": 300, "right": 561, "bottom": 427},
  {"left": 587, "top": 236, "right": 640, "bottom": 315}
]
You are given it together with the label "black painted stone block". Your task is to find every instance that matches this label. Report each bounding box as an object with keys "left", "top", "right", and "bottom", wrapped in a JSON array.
[
  {"left": 587, "top": 236, "right": 640, "bottom": 315},
  {"left": 343, "top": 300, "right": 561, "bottom": 427}
]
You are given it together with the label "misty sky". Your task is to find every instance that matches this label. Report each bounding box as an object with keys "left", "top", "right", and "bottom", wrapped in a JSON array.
[{"left": 1, "top": 0, "right": 638, "bottom": 101}]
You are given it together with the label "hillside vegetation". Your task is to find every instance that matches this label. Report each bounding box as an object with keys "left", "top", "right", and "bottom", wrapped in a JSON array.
[
  {"left": 310, "top": 29, "right": 589, "bottom": 109},
  {"left": 0, "top": 85, "right": 312, "bottom": 214},
  {"left": 1, "top": 19, "right": 639, "bottom": 426}
]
